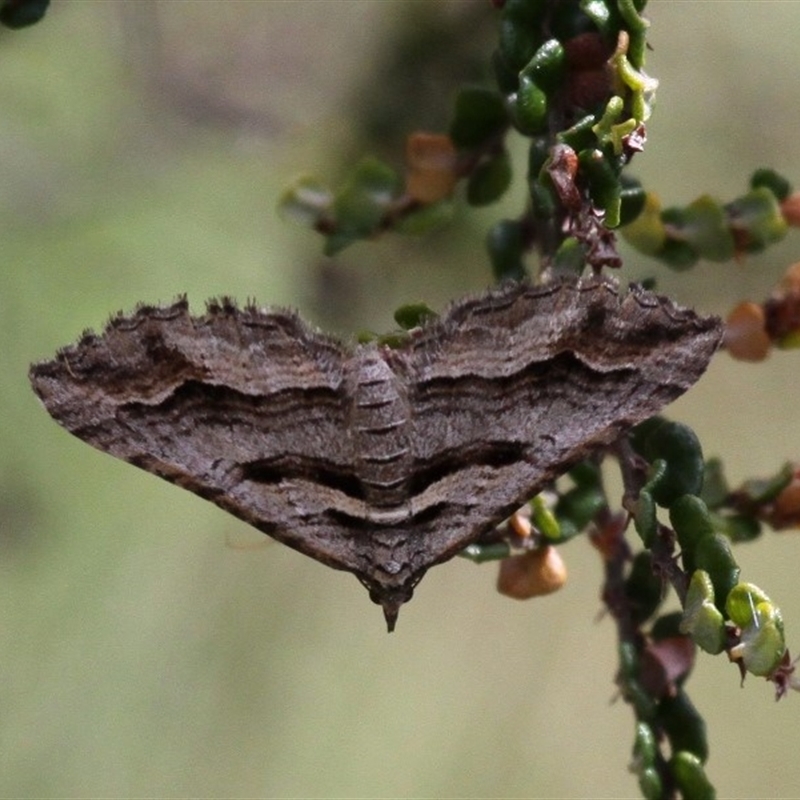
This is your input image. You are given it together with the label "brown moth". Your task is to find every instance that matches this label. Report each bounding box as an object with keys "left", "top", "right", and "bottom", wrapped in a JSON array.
[{"left": 29, "top": 276, "right": 723, "bottom": 631}]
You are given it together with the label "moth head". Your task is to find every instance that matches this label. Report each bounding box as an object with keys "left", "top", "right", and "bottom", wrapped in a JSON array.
[{"left": 366, "top": 583, "right": 416, "bottom": 633}]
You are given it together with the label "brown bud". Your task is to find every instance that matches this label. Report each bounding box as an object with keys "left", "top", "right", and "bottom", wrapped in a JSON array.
[
  {"left": 405, "top": 132, "right": 458, "bottom": 203},
  {"left": 725, "top": 301, "right": 771, "bottom": 361},
  {"left": 496, "top": 546, "right": 567, "bottom": 600}
]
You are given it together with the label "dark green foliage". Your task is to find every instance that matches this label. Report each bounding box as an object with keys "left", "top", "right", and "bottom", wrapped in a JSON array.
[
  {"left": 466, "top": 150, "right": 512, "bottom": 206},
  {"left": 393, "top": 303, "right": 437, "bottom": 331},
  {"left": 633, "top": 420, "right": 705, "bottom": 507},
  {"left": 486, "top": 219, "right": 527, "bottom": 281},
  {"left": 276, "top": 1, "right": 800, "bottom": 796},
  {"left": 659, "top": 690, "right": 709, "bottom": 763},
  {"left": 0, "top": 0, "right": 48, "bottom": 29},
  {"left": 449, "top": 87, "right": 509, "bottom": 149},
  {"left": 625, "top": 551, "right": 662, "bottom": 624}
]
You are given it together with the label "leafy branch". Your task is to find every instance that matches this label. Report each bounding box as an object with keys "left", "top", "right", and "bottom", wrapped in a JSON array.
[{"left": 280, "top": 2, "right": 800, "bottom": 798}]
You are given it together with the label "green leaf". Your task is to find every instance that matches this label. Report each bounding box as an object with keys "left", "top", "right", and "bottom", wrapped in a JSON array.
[
  {"left": 486, "top": 219, "right": 527, "bottom": 281},
  {"left": 740, "top": 462, "right": 794, "bottom": 504},
  {"left": 635, "top": 420, "right": 705, "bottom": 507},
  {"left": 728, "top": 601, "right": 786, "bottom": 678},
  {"left": 393, "top": 303, "right": 437, "bottom": 331},
  {"left": 449, "top": 87, "right": 509, "bottom": 149},
  {"left": 394, "top": 200, "right": 455, "bottom": 235},
  {"left": 750, "top": 168, "right": 792, "bottom": 202},
  {"left": 700, "top": 457, "right": 729, "bottom": 509},
  {"left": 658, "top": 237, "right": 700, "bottom": 271},
  {"left": 531, "top": 494, "right": 561, "bottom": 541},
  {"left": 459, "top": 541, "right": 512, "bottom": 564},
  {"left": 497, "top": 16, "right": 540, "bottom": 72},
  {"left": 638, "top": 767, "right": 663, "bottom": 800},
  {"left": 711, "top": 512, "right": 761, "bottom": 544},
  {"left": 633, "top": 489, "right": 656, "bottom": 547},
  {"left": 619, "top": 180, "right": 647, "bottom": 226},
  {"left": 669, "top": 494, "right": 714, "bottom": 572},
  {"left": 278, "top": 176, "right": 333, "bottom": 227},
  {"left": 633, "top": 721, "right": 657, "bottom": 768},
  {"left": 659, "top": 690, "right": 709, "bottom": 763},
  {"left": 555, "top": 483, "right": 606, "bottom": 533},
  {"left": 681, "top": 195, "right": 736, "bottom": 262},
  {"left": 680, "top": 570, "right": 727, "bottom": 655},
  {"left": 519, "top": 38, "right": 566, "bottom": 95},
  {"left": 725, "top": 187, "right": 788, "bottom": 253},
  {"left": 557, "top": 114, "right": 598, "bottom": 152},
  {"left": 513, "top": 75, "right": 549, "bottom": 135},
  {"left": 579, "top": 0, "right": 612, "bottom": 34},
  {"left": 466, "top": 151, "right": 512, "bottom": 206},
  {"left": 325, "top": 157, "right": 401, "bottom": 255},
  {"left": 625, "top": 551, "right": 662, "bottom": 625},
  {"left": 694, "top": 534, "right": 740, "bottom": 614},
  {"left": 671, "top": 751, "right": 716, "bottom": 800},
  {"left": 0, "top": 0, "right": 49, "bottom": 28},
  {"left": 548, "top": 237, "right": 584, "bottom": 275},
  {"left": 621, "top": 191, "right": 667, "bottom": 255},
  {"left": 578, "top": 148, "right": 622, "bottom": 227}
]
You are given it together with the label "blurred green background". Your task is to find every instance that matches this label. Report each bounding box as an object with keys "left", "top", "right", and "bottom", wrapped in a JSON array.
[{"left": 3, "top": 2, "right": 800, "bottom": 797}]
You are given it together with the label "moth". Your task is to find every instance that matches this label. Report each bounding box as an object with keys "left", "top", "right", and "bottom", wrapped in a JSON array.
[{"left": 29, "top": 276, "right": 723, "bottom": 630}]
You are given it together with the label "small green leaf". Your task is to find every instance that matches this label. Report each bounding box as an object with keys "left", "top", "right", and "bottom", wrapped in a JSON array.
[
  {"left": 659, "top": 690, "right": 709, "bottom": 764},
  {"left": 450, "top": 87, "right": 509, "bottom": 149},
  {"left": 700, "top": 457, "right": 729, "bottom": 509},
  {"left": 694, "top": 533, "right": 740, "bottom": 614},
  {"left": 551, "top": 237, "right": 586, "bottom": 275},
  {"left": 278, "top": 176, "right": 333, "bottom": 227},
  {"left": 619, "top": 640, "right": 639, "bottom": 679},
  {"left": 633, "top": 489, "right": 657, "bottom": 547},
  {"left": 579, "top": 0, "right": 612, "bottom": 34},
  {"left": 467, "top": 151, "right": 512, "bottom": 206},
  {"left": 671, "top": 751, "right": 716, "bottom": 800},
  {"left": 638, "top": 767, "right": 663, "bottom": 800},
  {"left": 395, "top": 200, "right": 455, "bottom": 235},
  {"left": 393, "top": 303, "right": 436, "bottom": 331},
  {"left": 0, "top": 0, "right": 49, "bottom": 28},
  {"left": 619, "top": 179, "right": 647, "bottom": 226},
  {"left": 557, "top": 114, "right": 598, "bottom": 152},
  {"left": 486, "top": 219, "right": 527, "bottom": 281},
  {"left": 325, "top": 157, "right": 401, "bottom": 255},
  {"left": 625, "top": 551, "right": 662, "bottom": 625},
  {"left": 669, "top": 494, "right": 714, "bottom": 572},
  {"left": 633, "top": 721, "right": 657, "bottom": 768},
  {"left": 578, "top": 147, "right": 622, "bottom": 226},
  {"left": 497, "top": 16, "right": 540, "bottom": 72},
  {"left": 682, "top": 195, "right": 736, "bottom": 262},
  {"left": 519, "top": 38, "right": 566, "bottom": 95},
  {"left": 740, "top": 462, "right": 794, "bottom": 504},
  {"left": 531, "top": 494, "right": 561, "bottom": 541},
  {"left": 513, "top": 75, "right": 549, "bottom": 135},
  {"left": 680, "top": 570, "right": 726, "bottom": 655},
  {"left": 729, "top": 601, "right": 786, "bottom": 677},
  {"left": 555, "top": 483, "right": 606, "bottom": 533},
  {"left": 568, "top": 460, "right": 602, "bottom": 489},
  {"left": 501, "top": 0, "right": 546, "bottom": 27},
  {"left": 459, "top": 541, "right": 512, "bottom": 564},
  {"left": 625, "top": 678, "right": 657, "bottom": 722},
  {"left": 750, "top": 168, "right": 792, "bottom": 202},
  {"left": 636, "top": 420, "right": 705, "bottom": 507},
  {"left": 658, "top": 237, "right": 700, "bottom": 271},
  {"left": 650, "top": 611, "right": 685, "bottom": 641},
  {"left": 726, "top": 187, "right": 788, "bottom": 253},
  {"left": 375, "top": 331, "right": 409, "bottom": 349},
  {"left": 711, "top": 512, "right": 761, "bottom": 543},
  {"left": 621, "top": 191, "right": 667, "bottom": 255}
]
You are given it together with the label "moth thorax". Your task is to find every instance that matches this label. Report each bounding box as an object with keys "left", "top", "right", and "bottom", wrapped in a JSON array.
[{"left": 350, "top": 350, "right": 412, "bottom": 507}]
